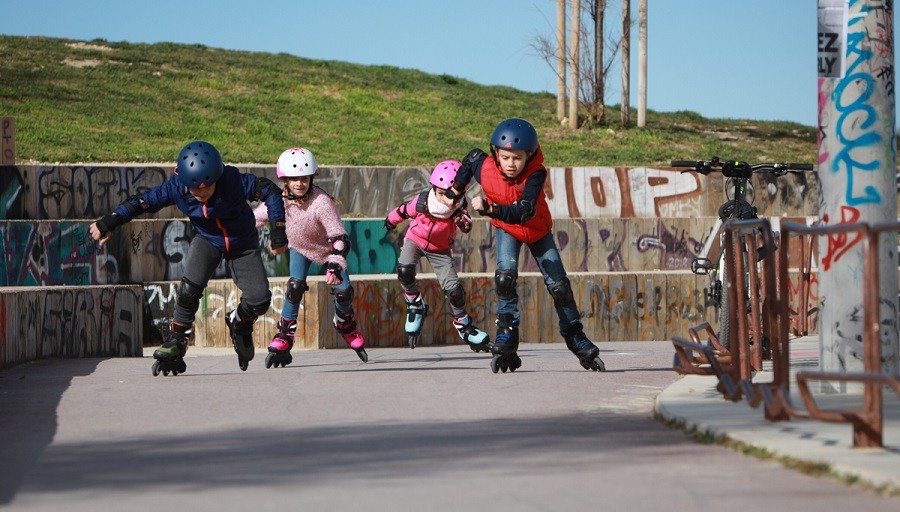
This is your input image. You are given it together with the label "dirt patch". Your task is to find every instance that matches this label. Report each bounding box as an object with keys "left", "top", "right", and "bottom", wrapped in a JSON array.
[
  {"left": 62, "top": 58, "right": 103, "bottom": 68},
  {"left": 65, "top": 42, "right": 113, "bottom": 52}
]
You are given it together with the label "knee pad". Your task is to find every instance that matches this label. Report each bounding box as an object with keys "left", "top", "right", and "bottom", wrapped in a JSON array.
[
  {"left": 285, "top": 277, "right": 309, "bottom": 305},
  {"left": 494, "top": 270, "right": 518, "bottom": 299},
  {"left": 547, "top": 277, "right": 575, "bottom": 307},
  {"left": 397, "top": 264, "right": 417, "bottom": 287},
  {"left": 176, "top": 277, "right": 204, "bottom": 314},
  {"left": 240, "top": 296, "right": 271, "bottom": 320},
  {"left": 333, "top": 284, "right": 355, "bottom": 307},
  {"left": 445, "top": 284, "right": 466, "bottom": 310}
]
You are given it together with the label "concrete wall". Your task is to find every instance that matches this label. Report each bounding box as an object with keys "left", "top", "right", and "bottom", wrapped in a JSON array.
[
  {"left": 0, "top": 163, "right": 825, "bottom": 367},
  {"left": 0, "top": 285, "right": 144, "bottom": 370},
  {"left": 0, "top": 164, "right": 821, "bottom": 221}
]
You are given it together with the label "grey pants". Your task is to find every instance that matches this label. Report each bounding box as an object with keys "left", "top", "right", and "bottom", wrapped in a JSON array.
[
  {"left": 397, "top": 241, "right": 465, "bottom": 317},
  {"left": 174, "top": 236, "right": 271, "bottom": 325}
]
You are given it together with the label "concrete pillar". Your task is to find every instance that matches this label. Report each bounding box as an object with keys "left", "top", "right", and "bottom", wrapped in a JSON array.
[{"left": 817, "top": 0, "right": 898, "bottom": 375}]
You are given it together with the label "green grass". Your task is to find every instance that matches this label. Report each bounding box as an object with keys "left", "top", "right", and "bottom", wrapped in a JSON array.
[{"left": 0, "top": 34, "right": 818, "bottom": 166}]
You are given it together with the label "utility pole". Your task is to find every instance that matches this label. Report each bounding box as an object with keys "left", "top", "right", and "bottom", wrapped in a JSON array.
[
  {"left": 817, "top": 0, "right": 898, "bottom": 375},
  {"left": 556, "top": 0, "right": 567, "bottom": 123},
  {"left": 637, "top": 0, "right": 647, "bottom": 127},
  {"left": 621, "top": 0, "right": 631, "bottom": 126}
]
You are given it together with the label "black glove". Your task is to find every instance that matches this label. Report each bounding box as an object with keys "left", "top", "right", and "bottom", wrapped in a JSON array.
[
  {"left": 269, "top": 221, "right": 288, "bottom": 249},
  {"left": 384, "top": 217, "right": 396, "bottom": 231},
  {"left": 94, "top": 212, "right": 124, "bottom": 236}
]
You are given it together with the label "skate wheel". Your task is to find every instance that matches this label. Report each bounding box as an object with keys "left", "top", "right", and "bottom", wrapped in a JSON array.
[
  {"left": 152, "top": 361, "right": 160, "bottom": 376},
  {"left": 265, "top": 353, "right": 274, "bottom": 369},
  {"left": 407, "top": 335, "right": 417, "bottom": 349},
  {"left": 592, "top": 356, "right": 606, "bottom": 372},
  {"left": 356, "top": 349, "right": 368, "bottom": 363},
  {"left": 490, "top": 355, "right": 500, "bottom": 374},
  {"left": 239, "top": 358, "right": 249, "bottom": 372},
  {"left": 163, "top": 369, "right": 170, "bottom": 376},
  {"left": 280, "top": 361, "right": 288, "bottom": 368},
  {"left": 171, "top": 369, "right": 179, "bottom": 376}
]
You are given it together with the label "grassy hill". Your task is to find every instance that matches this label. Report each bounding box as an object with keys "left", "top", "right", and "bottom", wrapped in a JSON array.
[{"left": 0, "top": 34, "right": 818, "bottom": 167}]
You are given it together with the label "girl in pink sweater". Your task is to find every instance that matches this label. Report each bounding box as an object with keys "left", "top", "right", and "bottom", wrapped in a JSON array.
[
  {"left": 384, "top": 160, "right": 489, "bottom": 351},
  {"left": 255, "top": 147, "right": 367, "bottom": 365}
]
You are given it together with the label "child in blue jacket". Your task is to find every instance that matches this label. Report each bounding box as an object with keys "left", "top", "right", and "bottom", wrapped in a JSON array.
[{"left": 89, "top": 140, "right": 288, "bottom": 374}]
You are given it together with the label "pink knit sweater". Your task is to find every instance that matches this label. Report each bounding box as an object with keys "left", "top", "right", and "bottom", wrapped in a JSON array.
[{"left": 254, "top": 186, "right": 349, "bottom": 270}]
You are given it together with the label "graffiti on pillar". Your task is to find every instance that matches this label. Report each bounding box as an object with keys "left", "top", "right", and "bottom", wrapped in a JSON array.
[{"left": 821, "top": 206, "right": 863, "bottom": 271}]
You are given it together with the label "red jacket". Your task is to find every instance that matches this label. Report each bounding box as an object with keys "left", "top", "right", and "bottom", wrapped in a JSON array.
[{"left": 479, "top": 147, "right": 552, "bottom": 243}]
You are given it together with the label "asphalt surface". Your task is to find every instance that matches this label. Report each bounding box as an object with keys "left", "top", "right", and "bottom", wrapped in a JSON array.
[{"left": 0, "top": 341, "right": 897, "bottom": 511}]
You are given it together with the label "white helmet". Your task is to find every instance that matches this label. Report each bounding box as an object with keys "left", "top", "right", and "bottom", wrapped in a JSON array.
[{"left": 276, "top": 147, "right": 318, "bottom": 178}]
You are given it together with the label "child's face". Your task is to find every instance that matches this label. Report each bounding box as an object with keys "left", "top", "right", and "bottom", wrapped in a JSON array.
[
  {"left": 188, "top": 182, "right": 216, "bottom": 203},
  {"left": 434, "top": 187, "right": 458, "bottom": 207},
  {"left": 284, "top": 176, "right": 312, "bottom": 197},
  {"left": 495, "top": 148, "right": 529, "bottom": 179}
]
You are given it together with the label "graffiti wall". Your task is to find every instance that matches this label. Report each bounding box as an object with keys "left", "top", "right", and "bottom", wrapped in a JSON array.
[
  {"left": 1, "top": 164, "right": 823, "bottom": 221},
  {"left": 0, "top": 285, "right": 144, "bottom": 370}
]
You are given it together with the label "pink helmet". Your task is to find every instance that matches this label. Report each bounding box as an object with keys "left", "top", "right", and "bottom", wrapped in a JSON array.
[
  {"left": 429, "top": 160, "right": 461, "bottom": 190},
  {"left": 276, "top": 147, "right": 318, "bottom": 178}
]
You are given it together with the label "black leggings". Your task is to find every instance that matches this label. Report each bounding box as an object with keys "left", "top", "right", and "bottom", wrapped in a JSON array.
[{"left": 173, "top": 236, "right": 271, "bottom": 325}]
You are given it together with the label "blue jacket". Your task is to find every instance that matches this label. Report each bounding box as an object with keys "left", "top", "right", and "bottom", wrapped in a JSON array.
[{"left": 114, "top": 165, "right": 285, "bottom": 253}]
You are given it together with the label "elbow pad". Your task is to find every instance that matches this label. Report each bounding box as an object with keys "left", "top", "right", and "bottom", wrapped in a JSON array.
[
  {"left": 327, "top": 234, "right": 351, "bottom": 256},
  {"left": 254, "top": 177, "right": 281, "bottom": 201}
]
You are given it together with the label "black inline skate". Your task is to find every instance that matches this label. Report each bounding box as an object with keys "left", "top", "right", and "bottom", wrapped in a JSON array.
[
  {"left": 490, "top": 314, "right": 521, "bottom": 373},
  {"left": 151, "top": 322, "right": 191, "bottom": 376},
  {"left": 564, "top": 326, "right": 606, "bottom": 372},
  {"left": 226, "top": 308, "right": 256, "bottom": 371}
]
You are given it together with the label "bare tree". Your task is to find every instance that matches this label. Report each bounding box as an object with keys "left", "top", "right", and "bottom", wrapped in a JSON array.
[
  {"left": 568, "top": 0, "right": 580, "bottom": 129},
  {"left": 533, "top": 0, "right": 623, "bottom": 128},
  {"left": 556, "top": 0, "right": 567, "bottom": 123},
  {"left": 621, "top": 0, "right": 630, "bottom": 126}
]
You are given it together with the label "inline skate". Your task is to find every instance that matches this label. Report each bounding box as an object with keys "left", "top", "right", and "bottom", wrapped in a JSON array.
[
  {"left": 403, "top": 292, "right": 429, "bottom": 349},
  {"left": 226, "top": 308, "right": 256, "bottom": 371},
  {"left": 151, "top": 322, "right": 191, "bottom": 376},
  {"left": 452, "top": 314, "right": 491, "bottom": 353},
  {"left": 490, "top": 314, "right": 521, "bottom": 373},
  {"left": 265, "top": 317, "right": 296, "bottom": 369},
  {"left": 334, "top": 310, "right": 368, "bottom": 362},
  {"left": 564, "top": 328, "right": 606, "bottom": 372}
]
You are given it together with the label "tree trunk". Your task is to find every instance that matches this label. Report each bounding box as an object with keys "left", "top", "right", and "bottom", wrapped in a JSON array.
[
  {"left": 568, "top": 0, "right": 580, "bottom": 129},
  {"left": 556, "top": 0, "right": 567, "bottom": 123},
  {"left": 637, "top": 0, "right": 647, "bottom": 127},
  {"left": 621, "top": 0, "right": 631, "bottom": 126}
]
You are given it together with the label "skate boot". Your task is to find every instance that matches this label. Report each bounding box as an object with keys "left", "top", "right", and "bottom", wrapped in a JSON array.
[
  {"left": 226, "top": 308, "right": 256, "bottom": 371},
  {"left": 334, "top": 310, "right": 368, "bottom": 362},
  {"left": 265, "top": 317, "right": 296, "bottom": 369},
  {"left": 490, "top": 314, "right": 521, "bottom": 373},
  {"left": 151, "top": 322, "right": 191, "bottom": 376},
  {"left": 403, "top": 292, "right": 429, "bottom": 349},
  {"left": 564, "top": 328, "right": 606, "bottom": 372},
  {"left": 453, "top": 314, "right": 491, "bottom": 353}
]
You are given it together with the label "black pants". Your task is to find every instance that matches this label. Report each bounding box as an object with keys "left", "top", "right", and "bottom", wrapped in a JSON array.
[{"left": 173, "top": 236, "right": 271, "bottom": 325}]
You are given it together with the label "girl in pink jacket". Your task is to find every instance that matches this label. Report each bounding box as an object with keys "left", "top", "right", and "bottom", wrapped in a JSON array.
[
  {"left": 255, "top": 148, "right": 367, "bottom": 366},
  {"left": 384, "top": 160, "right": 489, "bottom": 351}
]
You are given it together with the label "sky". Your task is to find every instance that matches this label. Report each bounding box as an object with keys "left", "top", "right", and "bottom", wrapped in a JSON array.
[{"left": 0, "top": 1, "right": 894, "bottom": 128}]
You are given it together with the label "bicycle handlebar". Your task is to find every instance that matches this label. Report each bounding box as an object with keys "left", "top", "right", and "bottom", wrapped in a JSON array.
[{"left": 670, "top": 157, "right": 814, "bottom": 177}]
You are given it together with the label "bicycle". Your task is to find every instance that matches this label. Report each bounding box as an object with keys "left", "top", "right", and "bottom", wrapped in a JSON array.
[{"left": 670, "top": 157, "right": 815, "bottom": 349}]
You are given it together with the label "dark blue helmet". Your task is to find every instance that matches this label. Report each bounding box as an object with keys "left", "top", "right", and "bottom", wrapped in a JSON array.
[
  {"left": 490, "top": 118, "right": 538, "bottom": 153},
  {"left": 176, "top": 141, "right": 223, "bottom": 188}
]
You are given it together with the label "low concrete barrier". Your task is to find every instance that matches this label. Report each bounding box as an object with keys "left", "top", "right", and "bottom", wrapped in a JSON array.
[{"left": 0, "top": 284, "right": 145, "bottom": 370}]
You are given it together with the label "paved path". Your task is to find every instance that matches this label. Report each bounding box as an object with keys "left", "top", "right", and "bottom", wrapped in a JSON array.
[{"left": 0, "top": 342, "right": 896, "bottom": 511}]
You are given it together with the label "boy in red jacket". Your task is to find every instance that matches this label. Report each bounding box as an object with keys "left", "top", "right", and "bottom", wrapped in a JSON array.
[{"left": 448, "top": 118, "right": 606, "bottom": 373}]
